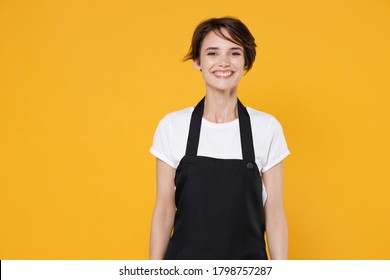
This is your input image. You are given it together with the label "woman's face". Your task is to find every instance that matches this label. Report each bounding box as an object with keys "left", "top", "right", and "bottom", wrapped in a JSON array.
[{"left": 194, "top": 29, "right": 245, "bottom": 93}]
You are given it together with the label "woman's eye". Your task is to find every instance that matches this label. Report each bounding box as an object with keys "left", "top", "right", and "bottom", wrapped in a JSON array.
[
  {"left": 231, "top": 52, "right": 242, "bottom": 56},
  {"left": 206, "top": 52, "right": 217, "bottom": 56}
]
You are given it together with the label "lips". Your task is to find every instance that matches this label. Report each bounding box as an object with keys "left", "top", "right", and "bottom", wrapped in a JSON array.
[{"left": 212, "top": 71, "right": 234, "bottom": 79}]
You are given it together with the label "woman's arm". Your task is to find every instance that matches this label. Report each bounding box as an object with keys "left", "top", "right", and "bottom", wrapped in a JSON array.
[
  {"left": 263, "top": 161, "right": 288, "bottom": 259},
  {"left": 149, "top": 158, "right": 176, "bottom": 259}
]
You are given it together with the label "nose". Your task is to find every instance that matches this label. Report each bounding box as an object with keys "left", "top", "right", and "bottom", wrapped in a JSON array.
[{"left": 218, "top": 54, "right": 230, "bottom": 67}]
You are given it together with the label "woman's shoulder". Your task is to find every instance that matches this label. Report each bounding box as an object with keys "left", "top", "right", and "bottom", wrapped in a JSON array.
[
  {"left": 157, "top": 106, "right": 194, "bottom": 129},
  {"left": 246, "top": 106, "right": 286, "bottom": 136},
  {"left": 165, "top": 106, "right": 194, "bottom": 120},
  {"left": 163, "top": 106, "right": 194, "bottom": 123},
  {"left": 246, "top": 106, "right": 277, "bottom": 124}
]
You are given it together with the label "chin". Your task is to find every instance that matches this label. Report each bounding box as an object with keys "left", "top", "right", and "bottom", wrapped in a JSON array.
[{"left": 212, "top": 83, "right": 238, "bottom": 92}]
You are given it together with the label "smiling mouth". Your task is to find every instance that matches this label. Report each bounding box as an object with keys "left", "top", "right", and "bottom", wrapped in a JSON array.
[{"left": 213, "top": 71, "right": 234, "bottom": 79}]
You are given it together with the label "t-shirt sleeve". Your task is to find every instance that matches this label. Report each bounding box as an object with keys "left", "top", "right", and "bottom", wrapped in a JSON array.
[
  {"left": 262, "top": 116, "right": 290, "bottom": 173},
  {"left": 150, "top": 114, "right": 176, "bottom": 168}
]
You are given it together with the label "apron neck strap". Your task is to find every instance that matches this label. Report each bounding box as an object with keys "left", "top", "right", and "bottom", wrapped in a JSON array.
[{"left": 185, "top": 97, "right": 256, "bottom": 162}]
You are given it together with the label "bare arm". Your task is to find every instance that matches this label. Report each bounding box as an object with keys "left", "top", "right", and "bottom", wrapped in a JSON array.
[
  {"left": 263, "top": 161, "right": 288, "bottom": 259},
  {"left": 149, "top": 158, "right": 176, "bottom": 259}
]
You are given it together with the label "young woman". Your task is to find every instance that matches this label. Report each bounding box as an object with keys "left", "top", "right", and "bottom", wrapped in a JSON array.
[{"left": 149, "top": 17, "right": 290, "bottom": 260}]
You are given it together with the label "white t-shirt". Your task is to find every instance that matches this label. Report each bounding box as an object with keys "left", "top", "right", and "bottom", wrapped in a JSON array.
[{"left": 150, "top": 106, "right": 290, "bottom": 205}]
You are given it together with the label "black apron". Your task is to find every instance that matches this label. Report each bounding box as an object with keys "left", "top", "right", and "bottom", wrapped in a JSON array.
[{"left": 164, "top": 97, "right": 268, "bottom": 260}]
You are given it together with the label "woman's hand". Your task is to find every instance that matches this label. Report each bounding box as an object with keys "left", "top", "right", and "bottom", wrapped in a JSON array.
[
  {"left": 263, "top": 161, "right": 288, "bottom": 259},
  {"left": 149, "top": 159, "right": 176, "bottom": 259}
]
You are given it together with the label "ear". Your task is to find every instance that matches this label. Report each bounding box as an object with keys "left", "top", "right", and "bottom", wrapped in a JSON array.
[{"left": 193, "top": 59, "right": 201, "bottom": 70}]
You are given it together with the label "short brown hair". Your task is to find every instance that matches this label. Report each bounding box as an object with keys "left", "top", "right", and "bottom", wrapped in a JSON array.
[{"left": 184, "top": 17, "right": 257, "bottom": 71}]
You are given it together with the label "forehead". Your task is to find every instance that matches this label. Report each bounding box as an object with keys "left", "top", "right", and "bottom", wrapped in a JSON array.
[{"left": 201, "top": 29, "right": 243, "bottom": 50}]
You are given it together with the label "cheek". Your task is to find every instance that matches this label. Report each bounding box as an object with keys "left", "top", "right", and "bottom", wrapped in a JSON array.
[
  {"left": 201, "top": 58, "right": 214, "bottom": 68},
  {"left": 231, "top": 57, "right": 245, "bottom": 69},
  {"left": 239, "top": 58, "right": 246, "bottom": 68}
]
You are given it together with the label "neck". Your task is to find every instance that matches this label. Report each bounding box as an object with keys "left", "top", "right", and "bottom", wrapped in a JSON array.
[{"left": 203, "top": 87, "right": 238, "bottom": 123}]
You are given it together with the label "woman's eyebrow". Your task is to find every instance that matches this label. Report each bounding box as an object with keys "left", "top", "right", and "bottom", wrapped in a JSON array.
[
  {"left": 204, "top": 47, "right": 243, "bottom": 52},
  {"left": 204, "top": 47, "right": 219, "bottom": 52}
]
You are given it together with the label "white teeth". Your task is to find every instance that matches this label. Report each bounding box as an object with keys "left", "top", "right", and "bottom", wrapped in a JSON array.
[{"left": 214, "top": 71, "right": 233, "bottom": 77}]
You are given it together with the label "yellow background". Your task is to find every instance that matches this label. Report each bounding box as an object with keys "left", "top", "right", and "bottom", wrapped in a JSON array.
[{"left": 1, "top": 0, "right": 389, "bottom": 259}]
